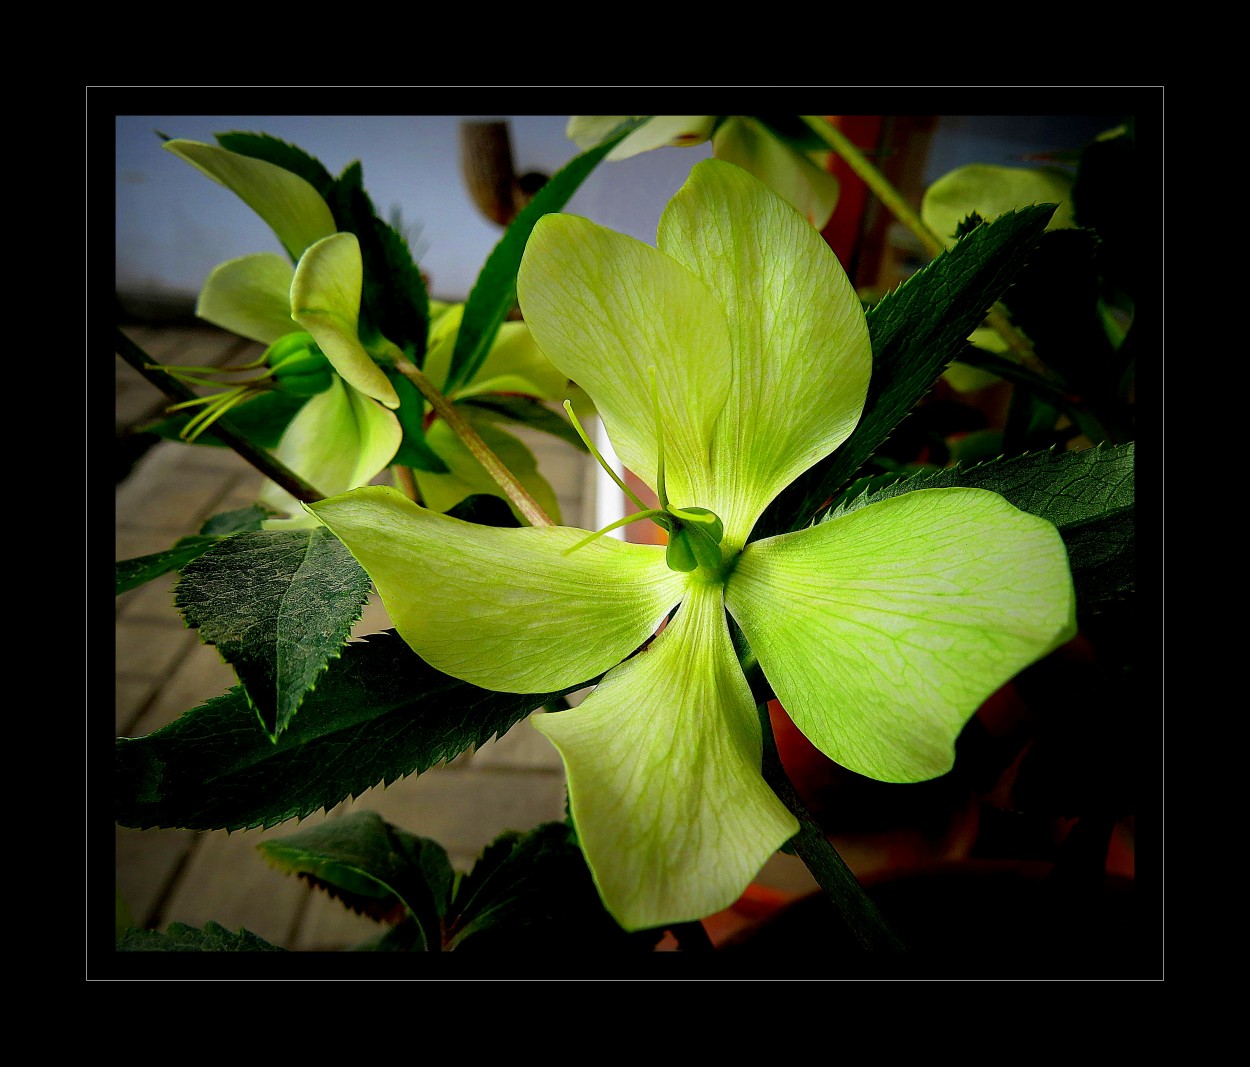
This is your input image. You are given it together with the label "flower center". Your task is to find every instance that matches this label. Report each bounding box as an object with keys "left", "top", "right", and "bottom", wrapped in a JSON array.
[{"left": 561, "top": 367, "right": 728, "bottom": 579}]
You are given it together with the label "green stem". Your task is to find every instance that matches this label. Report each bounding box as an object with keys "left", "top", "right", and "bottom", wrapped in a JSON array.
[
  {"left": 800, "top": 115, "right": 1048, "bottom": 380},
  {"left": 116, "top": 327, "right": 324, "bottom": 505},
  {"left": 389, "top": 353, "right": 554, "bottom": 528},
  {"left": 801, "top": 114, "right": 945, "bottom": 259},
  {"left": 755, "top": 697, "right": 907, "bottom": 952}
]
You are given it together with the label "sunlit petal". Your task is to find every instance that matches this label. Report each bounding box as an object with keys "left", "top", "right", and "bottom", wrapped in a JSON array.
[
  {"left": 290, "top": 233, "right": 401, "bottom": 409},
  {"left": 725, "top": 488, "right": 1077, "bottom": 782},
  {"left": 195, "top": 253, "right": 296, "bottom": 344},
  {"left": 660, "top": 162, "right": 875, "bottom": 547},
  {"left": 163, "top": 139, "right": 337, "bottom": 260},
  {"left": 517, "top": 212, "right": 732, "bottom": 513},
  {"left": 258, "top": 378, "right": 401, "bottom": 518},
  {"left": 309, "top": 486, "right": 687, "bottom": 694},
  {"left": 922, "top": 162, "right": 1076, "bottom": 246},
  {"left": 534, "top": 581, "right": 797, "bottom": 930},
  {"left": 659, "top": 159, "right": 872, "bottom": 548}
]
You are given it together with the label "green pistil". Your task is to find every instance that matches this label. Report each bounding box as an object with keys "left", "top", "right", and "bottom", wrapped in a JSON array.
[
  {"left": 649, "top": 366, "right": 669, "bottom": 509},
  {"left": 562, "top": 368, "right": 727, "bottom": 577}
]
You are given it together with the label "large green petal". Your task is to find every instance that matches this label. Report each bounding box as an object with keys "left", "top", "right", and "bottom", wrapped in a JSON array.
[
  {"left": 308, "top": 486, "right": 687, "bottom": 693},
  {"left": 290, "top": 233, "right": 401, "bottom": 409},
  {"left": 658, "top": 158, "right": 872, "bottom": 548},
  {"left": 258, "top": 378, "right": 402, "bottom": 520},
  {"left": 534, "top": 580, "right": 798, "bottom": 931},
  {"left": 517, "top": 213, "right": 732, "bottom": 514},
  {"left": 163, "top": 139, "right": 337, "bottom": 261},
  {"left": 195, "top": 253, "right": 296, "bottom": 344},
  {"left": 712, "top": 116, "right": 841, "bottom": 230},
  {"left": 725, "top": 487, "right": 1076, "bottom": 783},
  {"left": 414, "top": 413, "right": 563, "bottom": 525}
]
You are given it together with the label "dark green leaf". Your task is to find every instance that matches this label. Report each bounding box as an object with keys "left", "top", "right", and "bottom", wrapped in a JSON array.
[
  {"left": 445, "top": 822, "right": 654, "bottom": 953},
  {"left": 445, "top": 120, "right": 645, "bottom": 393},
  {"left": 462, "top": 395, "right": 589, "bottom": 453},
  {"left": 116, "top": 921, "right": 284, "bottom": 952},
  {"left": 445, "top": 493, "right": 522, "bottom": 528},
  {"left": 174, "top": 528, "right": 372, "bottom": 739},
  {"left": 257, "top": 810, "right": 454, "bottom": 951},
  {"left": 214, "top": 131, "right": 336, "bottom": 201},
  {"left": 754, "top": 205, "right": 1055, "bottom": 540},
  {"left": 115, "top": 630, "right": 581, "bottom": 832},
  {"left": 197, "top": 506, "right": 274, "bottom": 538},
  {"left": 1071, "top": 127, "right": 1138, "bottom": 299},
  {"left": 826, "top": 443, "right": 1135, "bottom": 611},
  {"left": 325, "top": 162, "right": 430, "bottom": 358},
  {"left": 386, "top": 371, "right": 449, "bottom": 472},
  {"left": 115, "top": 507, "right": 271, "bottom": 595}
]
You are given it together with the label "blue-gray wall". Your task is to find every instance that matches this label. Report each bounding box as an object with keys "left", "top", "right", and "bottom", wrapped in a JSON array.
[{"left": 114, "top": 113, "right": 1121, "bottom": 305}]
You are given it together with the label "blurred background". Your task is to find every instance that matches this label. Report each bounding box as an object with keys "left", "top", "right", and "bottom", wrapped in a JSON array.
[{"left": 114, "top": 112, "right": 1122, "bottom": 309}]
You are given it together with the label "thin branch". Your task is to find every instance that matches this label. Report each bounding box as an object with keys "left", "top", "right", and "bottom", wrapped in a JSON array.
[
  {"left": 800, "top": 115, "right": 1049, "bottom": 381},
  {"left": 756, "top": 699, "right": 907, "bottom": 952},
  {"left": 115, "top": 326, "right": 323, "bottom": 504},
  {"left": 388, "top": 352, "right": 554, "bottom": 528}
]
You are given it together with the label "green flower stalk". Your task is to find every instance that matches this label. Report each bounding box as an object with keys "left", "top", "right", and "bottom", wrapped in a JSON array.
[
  {"left": 310, "top": 160, "right": 1076, "bottom": 932},
  {"left": 568, "top": 115, "right": 842, "bottom": 230},
  {"left": 413, "top": 300, "right": 570, "bottom": 524}
]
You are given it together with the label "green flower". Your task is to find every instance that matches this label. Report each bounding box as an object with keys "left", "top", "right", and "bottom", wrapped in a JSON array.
[
  {"left": 164, "top": 141, "right": 404, "bottom": 520},
  {"left": 191, "top": 233, "right": 403, "bottom": 523},
  {"left": 310, "top": 159, "right": 1076, "bottom": 931},
  {"left": 920, "top": 162, "right": 1077, "bottom": 395},
  {"left": 568, "top": 115, "right": 841, "bottom": 229}
]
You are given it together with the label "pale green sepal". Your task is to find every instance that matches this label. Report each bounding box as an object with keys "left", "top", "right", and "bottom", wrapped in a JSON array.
[
  {"left": 290, "top": 233, "right": 401, "bottom": 409},
  {"left": 517, "top": 212, "right": 731, "bottom": 516},
  {"left": 421, "top": 307, "right": 567, "bottom": 402},
  {"left": 566, "top": 116, "right": 716, "bottom": 159},
  {"left": 456, "top": 322, "right": 569, "bottom": 402},
  {"left": 258, "top": 377, "right": 402, "bottom": 520},
  {"left": 534, "top": 581, "right": 798, "bottom": 931},
  {"left": 658, "top": 158, "right": 871, "bottom": 548},
  {"left": 606, "top": 115, "right": 717, "bottom": 160},
  {"left": 308, "top": 485, "right": 688, "bottom": 694},
  {"left": 414, "top": 413, "right": 563, "bottom": 526},
  {"left": 712, "top": 116, "right": 841, "bottom": 230},
  {"left": 163, "top": 139, "right": 337, "bottom": 260},
  {"left": 196, "top": 253, "right": 296, "bottom": 344},
  {"left": 566, "top": 116, "right": 640, "bottom": 151},
  {"left": 419, "top": 302, "right": 464, "bottom": 394},
  {"left": 922, "top": 162, "right": 1076, "bottom": 246},
  {"left": 725, "top": 487, "right": 1076, "bottom": 783}
]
